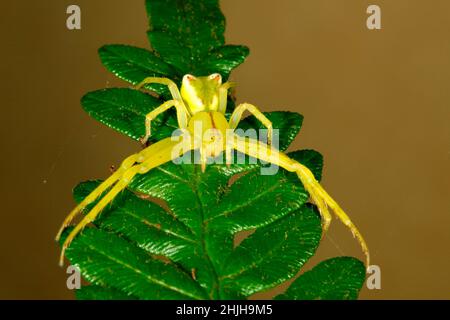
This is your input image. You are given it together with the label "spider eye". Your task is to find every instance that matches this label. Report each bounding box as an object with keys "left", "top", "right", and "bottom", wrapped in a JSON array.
[
  {"left": 209, "top": 73, "right": 222, "bottom": 83},
  {"left": 183, "top": 74, "right": 196, "bottom": 82}
]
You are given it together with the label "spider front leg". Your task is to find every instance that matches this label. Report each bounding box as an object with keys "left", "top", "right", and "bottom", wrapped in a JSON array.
[
  {"left": 229, "top": 103, "right": 274, "bottom": 145},
  {"left": 218, "top": 81, "right": 236, "bottom": 114},
  {"left": 140, "top": 99, "right": 190, "bottom": 145},
  {"left": 58, "top": 137, "right": 193, "bottom": 266},
  {"left": 135, "top": 76, "right": 184, "bottom": 101},
  {"left": 231, "top": 136, "right": 370, "bottom": 267}
]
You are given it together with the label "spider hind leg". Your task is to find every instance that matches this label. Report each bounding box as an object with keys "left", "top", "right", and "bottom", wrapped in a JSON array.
[
  {"left": 57, "top": 137, "right": 193, "bottom": 266},
  {"left": 232, "top": 136, "right": 370, "bottom": 268},
  {"left": 59, "top": 165, "right": 141, "bottom": 266},
  {"left": 55, "top": 153, "right": 139, "bottom": 241}
]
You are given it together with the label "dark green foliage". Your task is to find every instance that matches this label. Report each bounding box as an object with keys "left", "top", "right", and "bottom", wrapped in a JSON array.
[
  {"left": 275, "top": 257, "right": 366, "bottom": 300},
  {"left": 63, "top": 0, "right": 366, "bottom": 300}
]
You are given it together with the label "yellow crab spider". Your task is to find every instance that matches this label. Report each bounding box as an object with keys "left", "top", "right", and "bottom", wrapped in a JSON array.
[{"left": 56, "top": 73, "right": 370, "bottom": 268}]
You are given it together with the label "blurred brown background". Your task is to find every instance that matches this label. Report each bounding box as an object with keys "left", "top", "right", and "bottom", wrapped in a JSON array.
[{"left": 0, "top": 0, "right": 449, "bottom": 299}]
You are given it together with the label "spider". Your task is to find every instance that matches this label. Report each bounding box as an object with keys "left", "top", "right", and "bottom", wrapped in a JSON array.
[{"left": 56, "top": 73, "right": 370, "bottom": 268}]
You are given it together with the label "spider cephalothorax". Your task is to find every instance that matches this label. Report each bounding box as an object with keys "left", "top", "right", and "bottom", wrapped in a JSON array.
[
  {"left": 181, "top": 73, "right": 223, "bottom": 113},
  {"left": 56, "top": 73, "right": 370, "bottom": 268}
]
